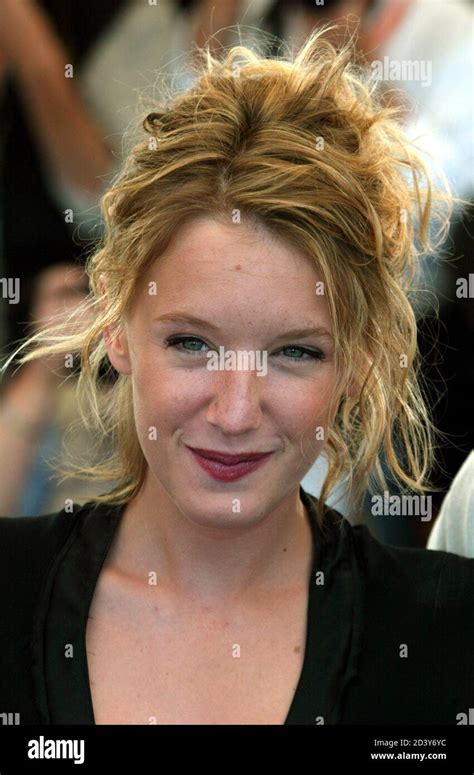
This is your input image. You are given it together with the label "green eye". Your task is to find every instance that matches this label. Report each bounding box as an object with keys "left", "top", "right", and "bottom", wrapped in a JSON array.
[
  {"left": 165, "top": 336, "right": 325, "bottom": 362},
  {"left": 279, "top": 346, "right": 324, "bottom": 361},
  {"left": 166, "top": 336, "right": 208, "bottom": 353}
]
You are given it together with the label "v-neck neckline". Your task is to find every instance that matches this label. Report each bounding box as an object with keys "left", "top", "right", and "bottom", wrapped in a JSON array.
[{"left": 32, "top": 487, "right": 360, "bottom": 724}]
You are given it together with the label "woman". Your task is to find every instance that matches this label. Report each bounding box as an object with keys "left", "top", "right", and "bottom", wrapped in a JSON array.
[{"left": 0, "top": 28, "right": 473, "bottom": 725}]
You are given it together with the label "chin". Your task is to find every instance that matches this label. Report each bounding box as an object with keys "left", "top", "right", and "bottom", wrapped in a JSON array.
[{"left": 176, "top": 486, "right": 271, "bottom": 528}]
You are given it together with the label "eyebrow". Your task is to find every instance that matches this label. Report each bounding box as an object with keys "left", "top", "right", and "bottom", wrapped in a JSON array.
[{"left": 152, "top": 312, "right": 333, "bottom": 340}]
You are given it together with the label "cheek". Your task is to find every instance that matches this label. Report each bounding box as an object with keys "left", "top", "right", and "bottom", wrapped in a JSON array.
[
  {"left": 132, "top": 363, "right": 204, "bottom": 431},
  {"left": 275, "top": 377, "right": 337, "bottom": 462},
  {"left": 277, "top": 373, "right": 336, "bottom": 429}
]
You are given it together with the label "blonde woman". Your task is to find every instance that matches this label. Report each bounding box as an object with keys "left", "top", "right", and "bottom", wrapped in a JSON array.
[{"left": 0, "top": 28, "right": 473, "bottom": 725}]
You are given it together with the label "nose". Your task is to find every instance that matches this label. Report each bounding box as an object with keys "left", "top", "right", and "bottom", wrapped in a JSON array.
[{"left": 206, "top": 366, "right": 265, "bottom": 435}]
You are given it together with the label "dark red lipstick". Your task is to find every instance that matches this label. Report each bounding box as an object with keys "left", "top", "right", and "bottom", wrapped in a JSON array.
[{"left": 186, "top": 446, "right": 274, "bottom": 482}]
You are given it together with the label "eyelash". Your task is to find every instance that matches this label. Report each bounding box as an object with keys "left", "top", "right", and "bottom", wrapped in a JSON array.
[{"left": 164, "top": 335, "right": 325, "bottom": 362}]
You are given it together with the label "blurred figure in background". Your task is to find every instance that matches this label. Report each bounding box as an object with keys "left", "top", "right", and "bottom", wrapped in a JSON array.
[
  {"left": 426, "top": 450, "right": 474, "bottom": 558},
  {"left": 0, "top": 262, "right": 116, "bottom": 516},
  {"left": 0, "top": 0, "right": 251, "bottom": 352}
]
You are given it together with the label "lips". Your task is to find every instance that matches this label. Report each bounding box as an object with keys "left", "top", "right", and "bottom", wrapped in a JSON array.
[
  {"left": 186, "top": 447, "right": 273, "bottom": 465},
  {"left": 186, "top": 446, "right": 274, "bottom": 482}
]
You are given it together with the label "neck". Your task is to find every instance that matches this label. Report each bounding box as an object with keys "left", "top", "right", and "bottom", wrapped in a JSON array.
[{"left": 107, "top": 475, "right": 314, "bottom": 609}]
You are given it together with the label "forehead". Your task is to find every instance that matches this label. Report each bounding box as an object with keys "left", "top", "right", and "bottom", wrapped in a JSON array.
[
  {"left": 144, "top": 215, "right": 324, "bottom": 283},
  {"left": 131, "top": 215, "right": 331, "bottom": 329}
]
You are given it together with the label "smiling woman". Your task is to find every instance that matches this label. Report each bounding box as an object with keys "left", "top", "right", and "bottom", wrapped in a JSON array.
[{"left": 0, "top": 26, "right": 473, "bottom": 727}]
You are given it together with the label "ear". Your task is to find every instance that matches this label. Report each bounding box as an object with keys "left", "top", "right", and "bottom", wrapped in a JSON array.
[{"left": 98, "top": 275, "right": 132, "bottom": 376}]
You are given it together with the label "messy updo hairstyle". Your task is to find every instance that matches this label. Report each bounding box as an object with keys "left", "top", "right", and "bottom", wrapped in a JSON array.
[{"left": 1, "top": 26, "right": 452, "bottom": 525}]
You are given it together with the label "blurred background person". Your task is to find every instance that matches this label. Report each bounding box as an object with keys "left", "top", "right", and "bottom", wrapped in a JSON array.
[
  {"left": 0, "top": 0, "right": 252, "bottom": 353},
  {"left": 0, "top": 262, "right": 116, "bottom": 516},
  {"left": 427, "top": 450, "right": 474, "bottom": 558}
]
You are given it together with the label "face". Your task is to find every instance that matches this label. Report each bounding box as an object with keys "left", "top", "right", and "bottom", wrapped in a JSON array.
[{"left": 105, "top": 215, "right": 340, "bottom": 528}]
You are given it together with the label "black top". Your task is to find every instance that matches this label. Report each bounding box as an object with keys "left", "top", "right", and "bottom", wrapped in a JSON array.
[{"left": 1, "top": 487, "right": 473, "bottom": 725}]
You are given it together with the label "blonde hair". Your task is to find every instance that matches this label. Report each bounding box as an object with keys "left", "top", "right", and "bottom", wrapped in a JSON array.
[{"left": 1, "top": 27, "right": 452, "bottom": 525}]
